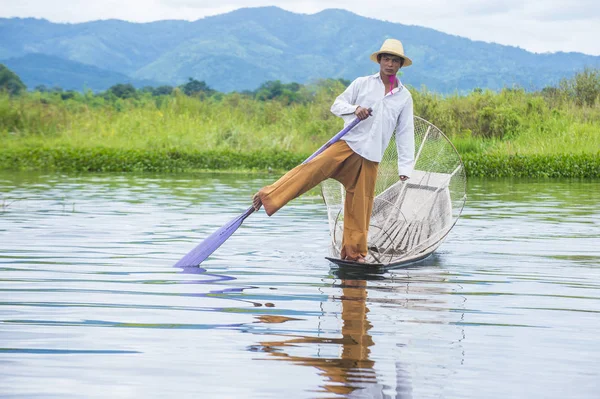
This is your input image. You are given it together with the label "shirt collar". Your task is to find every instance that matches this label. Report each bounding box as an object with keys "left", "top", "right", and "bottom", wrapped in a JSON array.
[{"left": 372, "top": 73, "right": 404, "bottom": 93}]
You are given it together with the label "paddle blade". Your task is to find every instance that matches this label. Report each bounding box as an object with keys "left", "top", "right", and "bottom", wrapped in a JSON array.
[{"left": 174, "top": 206, "right": 255, "bottom": 267}]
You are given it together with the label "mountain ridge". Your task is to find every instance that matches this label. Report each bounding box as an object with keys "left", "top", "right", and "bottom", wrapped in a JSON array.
[
  {"left": 1, "top": 54, "right": 164, "bottom": 91},
  {"left": 1, "top": 7, "right": 599, "bottom": 92}
]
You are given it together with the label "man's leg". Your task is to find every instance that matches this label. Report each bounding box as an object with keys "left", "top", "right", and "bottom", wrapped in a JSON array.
[
  {"left": 334, "top": 154, "right": 379, "bottom": 262},
  {"left": 256, "top": 141, "right": 354, "bottom": 216}
]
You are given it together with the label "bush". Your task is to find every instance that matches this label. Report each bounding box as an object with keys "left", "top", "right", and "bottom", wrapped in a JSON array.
[
  {"left": 107, "top": 83, "right": 137, "bottom": 99},
  {"left": 462, "top": 153, "right": 600, "bottom": 178},
  {"left": 0, "top": 64, "right": 26, "bottom": 95},
  {"left": 0, "top": 147, "right": 307, "bottom": 173},
  {"left": 559, "top": 68, "right": 600, "bottom": 107}
]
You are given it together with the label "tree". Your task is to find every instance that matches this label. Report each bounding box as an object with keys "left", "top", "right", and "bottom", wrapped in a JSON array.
[
  {"left": 107, "top": 83, "right": 137, "bottom": 99},
  {"left": 153, "top": 85, "right": 174, "bottom": 96},
  {"left": 0, "top": 64, "right": 26, "bottom": 95},
  {"left": 139, "top": 86, "right": 155, "bottom": 94},
  {"left": 254, "top": 80, "right": 303, "bottom": 103},
  {"left": 559, "top": 68, "right": 600, "bottom": 107},
  {"left": 180, "top": 78, "right": 214, "bottom": 96},
  {"left": 61, "top": 91, "right": 76, "bottom": 100}
]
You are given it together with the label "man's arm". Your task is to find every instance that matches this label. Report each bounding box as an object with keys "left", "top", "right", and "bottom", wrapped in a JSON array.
[
  {"left": 396, "top": 95, "right": 415, "bottom": 180},
  {"left": 330, "top": 79, "right": 361, "bottom": 117}
]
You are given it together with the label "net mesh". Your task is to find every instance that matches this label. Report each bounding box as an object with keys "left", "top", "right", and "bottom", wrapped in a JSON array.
[{"left": 321, "top": 116, "right": 467, "bottom": 265}]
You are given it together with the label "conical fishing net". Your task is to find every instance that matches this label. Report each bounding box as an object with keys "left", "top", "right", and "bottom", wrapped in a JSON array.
[{"left": 321, "top": 116, "right": 467, "bottom": 265}]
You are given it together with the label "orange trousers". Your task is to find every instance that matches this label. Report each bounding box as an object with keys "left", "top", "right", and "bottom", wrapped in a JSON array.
[{"left": 258, "top": 141, "right": 379, "bottom": 260}]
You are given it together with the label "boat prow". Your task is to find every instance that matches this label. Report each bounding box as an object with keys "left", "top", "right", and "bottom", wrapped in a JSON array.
[{"left": 325, "top": 252, "right": 433, "bottom": 274}]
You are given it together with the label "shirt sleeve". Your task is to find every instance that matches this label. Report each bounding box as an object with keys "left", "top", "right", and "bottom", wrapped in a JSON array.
[
  {"left": 396, "top": 95, "right": 415, "bottom": 178},
  {"left": 330, "top": 78, "right": 360, "bottom": 116}
]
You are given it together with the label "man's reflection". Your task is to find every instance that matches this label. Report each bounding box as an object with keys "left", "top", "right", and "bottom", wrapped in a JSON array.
[{"left": 254, "top": 277, "right": 411, "bottom": 398}]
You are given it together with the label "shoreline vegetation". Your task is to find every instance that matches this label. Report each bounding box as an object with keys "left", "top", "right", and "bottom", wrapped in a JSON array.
[{"left": 1, "top": 66, "right": 599, "bottom": 178}]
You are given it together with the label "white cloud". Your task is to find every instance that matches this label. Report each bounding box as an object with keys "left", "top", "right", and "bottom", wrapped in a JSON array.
[{"left": 1, "top": 0, "right": 599, "bottom": 55}]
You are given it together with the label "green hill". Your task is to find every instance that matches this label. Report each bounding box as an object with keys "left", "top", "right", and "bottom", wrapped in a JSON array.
[
  {"left": 1, "top": 7, "right": 599, "bottom": 92},
  {"left": 2, "top": 53, "right": 164, "bottom": 91}
]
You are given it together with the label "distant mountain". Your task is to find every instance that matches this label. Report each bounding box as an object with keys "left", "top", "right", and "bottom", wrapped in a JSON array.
[
  {"left": 2, "top": 54, "right": 164, "bottom": 91},
  {"left": 1, "top": 7, "right": 599, "bottom": 93}
]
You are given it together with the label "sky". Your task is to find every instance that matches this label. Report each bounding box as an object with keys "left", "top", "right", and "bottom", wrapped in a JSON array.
[{"left": 1, "top": 0, "right": 599, "bottom": 56}]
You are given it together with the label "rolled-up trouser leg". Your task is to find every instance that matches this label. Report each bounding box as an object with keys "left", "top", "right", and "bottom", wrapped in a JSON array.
[
  {"left": 258, "top": 141, "right": 354, "bottom": 216},
  {"left": 334, "top": 154, "right": 379, "bottom": 261}
]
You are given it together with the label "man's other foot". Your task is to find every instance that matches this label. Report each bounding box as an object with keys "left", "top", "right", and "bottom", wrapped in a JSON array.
[
  {"left": 252, "top": 193, "right": 263, "bottom": 211},
  {"left": 344, "top": 256, "right": 366, "bottom": 264}
]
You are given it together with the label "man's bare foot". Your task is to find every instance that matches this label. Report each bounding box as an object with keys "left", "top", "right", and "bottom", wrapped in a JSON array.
[
  {"left": 252, "top": 193, "right": 262, "bottom": 211},
  {"left": 344, "top": 256, "right": 366, "bottom": 263}
]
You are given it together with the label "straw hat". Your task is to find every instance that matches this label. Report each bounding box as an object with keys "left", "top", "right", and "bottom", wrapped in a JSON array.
[{"left": 370, "top": 39, "right": 412, "bottom": 67}]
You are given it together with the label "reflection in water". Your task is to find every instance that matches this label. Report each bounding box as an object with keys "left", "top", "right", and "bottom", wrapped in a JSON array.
[
  {"left": 253, "top": 277, "right": 420, "bottom": 398},
  {"left": 247, "top": 257, "right": 464, "bottom": 398}
]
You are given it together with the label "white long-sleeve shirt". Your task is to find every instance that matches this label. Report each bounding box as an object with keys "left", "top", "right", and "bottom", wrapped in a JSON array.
[{"left": 330, "top": 73, "right": 415, "bottom": 177}]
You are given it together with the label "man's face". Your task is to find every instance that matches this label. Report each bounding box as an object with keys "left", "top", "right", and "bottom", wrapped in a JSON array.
[{"left": 379, "top": 53, "right": 403, "bottom": 77}]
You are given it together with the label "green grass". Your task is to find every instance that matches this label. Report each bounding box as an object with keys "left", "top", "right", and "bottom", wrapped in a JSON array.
[
  {"left": 1, "top": 77, "right": 599, "bottom": 177},
  {"left": 0, "top": 90, "right": 344, "bottom": 155},
  {"left": 0, "top": 147, "right": 307, "bottom": 172},
  {"left": 462, "top": 153, "right": 600, "bottom": 178}
]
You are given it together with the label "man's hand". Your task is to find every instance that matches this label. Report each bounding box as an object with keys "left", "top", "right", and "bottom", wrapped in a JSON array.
[
  {"left": 399, "top": 175, "right": 409, "bottom": 181},
  {"left": 354, "top": 106, "right": 372, "bottom": 120}
]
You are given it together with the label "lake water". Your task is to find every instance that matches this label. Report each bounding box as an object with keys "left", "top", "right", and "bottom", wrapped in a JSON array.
[{"left": 1, "top": 172, "right": 599, "bottom": 398}]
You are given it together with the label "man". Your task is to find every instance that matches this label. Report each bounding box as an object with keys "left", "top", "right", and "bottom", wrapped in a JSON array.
[{"left": 253, "top": 38, "right": 415, "bottom": 264}]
